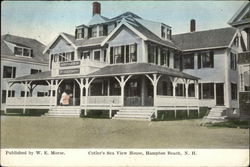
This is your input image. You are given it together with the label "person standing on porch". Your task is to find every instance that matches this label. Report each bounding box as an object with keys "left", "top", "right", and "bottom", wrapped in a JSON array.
[{"left": 60, "top": 91, "right": 70, "bottom": 106}]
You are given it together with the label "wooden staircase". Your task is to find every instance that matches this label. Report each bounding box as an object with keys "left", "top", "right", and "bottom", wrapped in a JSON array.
[
  {"left": 112, "top": 107, "right": 155, "bottom": 121},
  {"left": 201, "top": 107, "right": 228, "bottom": 124},
  {"left": 44, "top": 106, "right": 81, "bottom": 117}
]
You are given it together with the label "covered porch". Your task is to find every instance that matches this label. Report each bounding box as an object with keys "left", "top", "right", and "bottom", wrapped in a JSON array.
[{"left": 6, "top": 63, "right": 200, "bottom": 118}]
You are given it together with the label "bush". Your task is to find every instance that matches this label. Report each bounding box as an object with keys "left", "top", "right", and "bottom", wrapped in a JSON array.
[
  {"left": 82, "top": 110, "right": 111, "bottom": 119},
  {"left": 199, "top": 107, "right": 209, "bottom": 118},
  {"left": 206, "top": 120, "right": 250, "bottom": 129},
  {"left": 157, "top": 110, "right": 175, "bottom": 120}
]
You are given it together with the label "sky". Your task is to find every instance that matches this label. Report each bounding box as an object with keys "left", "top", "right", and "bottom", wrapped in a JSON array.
[{"left": 1, "top": 1, "right": 246, "bottom": 45}]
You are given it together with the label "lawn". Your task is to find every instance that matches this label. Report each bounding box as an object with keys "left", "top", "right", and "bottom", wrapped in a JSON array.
[{"left": 1, "top": 116, "right": 249, "bottom": 148}]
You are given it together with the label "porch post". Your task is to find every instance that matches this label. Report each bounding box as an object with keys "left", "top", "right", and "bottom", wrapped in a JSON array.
[
  {"left": 50, "top": 80, "right": 53, "bottom": 109},
  {"left": 170, "top": 77, "right": 178, "bottom": 97},
  {"left": 145, "top": 74, "right": 161, "bottom": 118},
  {"left": 5, "top": 83, "right": 10, "bottom": 114},
  {"left": 195, "top": 80, "right": 199, "bottom": 99},
  {"left": 107, "top": 79, "right": 110, "bottom": 96},
  {"left": 23, "top": 81, "right": 28, "bottom": 114},
  {"left": 184, "top": 80, "right": 189, "bottom": 98},
  {"left": 115, "top": 75, "right": 132, "bottom": 106},
  {"left": 84, "top": 77, "right": 95, "bottom": 116},
  {"left": 141, "top": 76, "right": 146, "bottom": 106}
]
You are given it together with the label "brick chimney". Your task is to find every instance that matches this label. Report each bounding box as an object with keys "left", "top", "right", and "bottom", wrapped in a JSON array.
[
  {"left": 190, "top": 19, "right": 196, "bottom": 32},
  {"left": 93, "top": 2, "right": 101, "bottom": 16}
]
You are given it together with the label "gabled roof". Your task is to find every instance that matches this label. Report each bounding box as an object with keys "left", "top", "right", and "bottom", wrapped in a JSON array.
[
  {"left": 101, "top": 18, "right": 178, "bottom": 50},
  {"left": 1, "top": 34, "right": 48, "bottom": 64},
  {"left": 228, "top": 2, "right": 250, "bottom": 27},
  {"left": 172, "top": 27, "right": 237, "bottom": 51},
  {"left": 87, "top": 63, "right": 199, "bottom": 80},
  {"left": 88, "top": 14, "right": 110, "bottom": 26},
  {"left": 110, "top": 12, "right": 142, "bottom": 21},
  {"left": 43, "top": 32, "right": 77, "bottom": 54}
]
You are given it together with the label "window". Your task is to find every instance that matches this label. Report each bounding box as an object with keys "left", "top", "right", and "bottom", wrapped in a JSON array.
[
  {"left": 188, "top": 84, "right": 195, "bottom": 97},
  {"left": 31, "top": 69, "right": 41, "bottom": 74},
  {"left": 81, "top": 51, "right": 90, "bottom": 59},
  {"left": 231, "top": 83, "right": 237, "bottom": 100},
  {"left": 110, "top": 79, "right": 120, "bottom": 95},
  {"left": 202, "top": 83, "right": 214, "bottom": 99},
  {"left": 167, "top": 29, "right": 172, "bottom": 39},
  {"left": 148, "top": 44, "right": 157, "bottom": 64},
  {"left": 160, "top": 49, "right": 170, "bottom": 66},
  {"left": 99, "top": 24, "right": 108, "bottom": 36},
  {"left": 2, "top": 90, "right": 6, "bottom": 103},
  {"left": 183, "top": 53, "right": 194, "bottom": 69},
  {"left": 14, "top": 47, "right": 22, "bottom": 55},
  {"left": 21, "top": 91, "right": 29, "bottom": 97},
  {"left": 198, "top": 51, "right": 214, "bottom": 68},
  {"left": 88, "top": 27, "right": 92, "bottom": 38},
  {"left": 14, "top": 47, "right": 32, "bottom": 57},
  {"left": 129, "top": 44, "right": 137, "bottom": 62},
  {"left": 8, "top": 90, "right": 15, "bottom": 97},
  {"left": 161, "top": 26, "right": 165, "bottom": 38},
  {"left": 3, "top": 66, "right": 16, "bottom": 78},
  {"left": 230, "top": 52, "right": 237, "bottom": 70},
  {"left": 94, "top": 50, "right": 101, "bottom": 61},
  {"left": 54, "top": 52, "right": 74, "bottom": 62},
  {"left": 37, "top": 92, "right": 48, "bottom": 97},
  {"left": 92, "top": 26, "right": 97, "bottom": 37},
  {"left": 114, "top": 46, "right": 122, "bottom": 63},
  {"left": 174, "top": 54, "right": 182, "bottom": 69},
  {"left": 233, "top": 36, "right": 239, "bottom": 47},
  {"left": 103, "top": 50, "right": 107, "bottom": 62},
  {"left": 76, "top": 27, "right": 84, "bottom": 39}
]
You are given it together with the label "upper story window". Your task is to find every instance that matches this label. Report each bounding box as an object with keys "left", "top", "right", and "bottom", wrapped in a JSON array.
[
  {"left": 110, "top": 44, "right": 137, "bottom": 64},
  {"left": 230, "top": 52, "right": 237, "bottom": 70},
  {"left": 233, "top": 36, "right": 239, "bottom": 47},
  {"left": 94, "top": 50, "right": 101, "bottom": 61},
  {"left": 161, "top": 26, "right": 165, "bottom": 38},
  {"left": 53, "top": 52, "right": 74, "bottom": 62},
  {"left": 76, "top": 27, "right": 84, "bottom": 39},
  {"left": 31, "top": 69, "right": 42, "bottom": 74},
  {"left": 161, "top": 25, "right": 171, "bottom": 40},
  {"left": 183, "top": 53, "right": 194, "bottom": 69},
  {"left": 92, "top": 26, "right": 97, "bottom": 37},
  {"left": 99, "top": 24, "right": 108, "bottom": 36},
  {"left": 174, "top": 54, "right": 182, "bottom": 69},
  {"left": 198, "top": 51, "right": 214, "bottom": 69},
  {"left": 3, "top": 66, "right": 16, "bottom": 78},
  {"left": 160, "top": 49, "right": 170, "bottom": 67},
  {"left": 14, "top": 47, "right": 32, "bottom": 57},
  {"left": 148, "top": 44, "right": 158, "bottom": 64}
]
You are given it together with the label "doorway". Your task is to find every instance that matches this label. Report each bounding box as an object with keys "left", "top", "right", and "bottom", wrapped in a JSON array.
[{"left": 216, "top": 83, "right": 224, "bottom": 106}]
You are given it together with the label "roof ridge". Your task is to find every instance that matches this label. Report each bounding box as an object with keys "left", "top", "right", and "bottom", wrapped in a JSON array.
[{"left": 173, "top": 27, "right": 236, "bottom": 36}]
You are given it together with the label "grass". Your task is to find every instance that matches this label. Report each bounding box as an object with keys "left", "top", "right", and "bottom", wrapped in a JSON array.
[
  {"left": 206, "top": 120, "right": 250, "bottom": 129},
  {"left": 1, "top": 116, "right": 249, "bottom": 148}
]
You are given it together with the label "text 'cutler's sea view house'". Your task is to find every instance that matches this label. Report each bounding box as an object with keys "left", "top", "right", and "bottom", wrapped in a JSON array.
[{"left": 4, "top": 2, "right": 248, "bottom": 121}]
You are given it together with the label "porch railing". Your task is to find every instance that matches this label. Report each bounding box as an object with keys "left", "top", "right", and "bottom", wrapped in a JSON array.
[
  {"left": 82, "top": 96, "right": 121, "bottom": 106},
  {"left": 6, "top": 97, "right": 56, "bottom": 106},
  {"left": 155, "top": 96, "right": 199, "bottom": 107}
]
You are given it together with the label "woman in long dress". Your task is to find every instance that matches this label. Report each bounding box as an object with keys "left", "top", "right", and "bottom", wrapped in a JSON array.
[{"left": 60, "top": 91, "right": 70, "bottom": 106}]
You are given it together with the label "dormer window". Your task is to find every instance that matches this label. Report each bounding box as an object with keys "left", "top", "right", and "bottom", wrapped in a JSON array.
[
  {"left": 76, "top": 27, "right": 84, "bottom": 39},
  {"left": 161, "top": 26, "right": 165, "bottom": 38},
  {"left": 233, "top": 36, "right": 239, "bottom": 47},
  {"left": 92, "top": 26, "right": 97, "bottom": 37},
  {"left": 14, "top": 46, "right": 32, "bottom": 57},
  {"left": 99, "top": 24, "right": 108, "bottom": 36}
]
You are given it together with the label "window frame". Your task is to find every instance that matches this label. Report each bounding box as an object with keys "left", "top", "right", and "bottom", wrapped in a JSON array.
[
  {"left": 231, "top": 83, "right": 237, "bottom": 100},
  {"left": 198, "top": 51, "right": 214, "bottom": 69},
  {"left": 183, "top": 53, "right": 194, "bottom": 69},
  {"left": 14, "top": 46, "right": 32, "bottom": 57},
  {"left": 230, "top": 52, "right": 237, "bottom": 70},
  {"left": 3, "top": 66, "right": 16, "bottom": 78},
  {"left": 93, "top": 50, "right": 101, "bottom": 61}
]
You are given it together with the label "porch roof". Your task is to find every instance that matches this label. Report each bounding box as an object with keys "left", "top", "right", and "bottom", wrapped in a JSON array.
[
  {"left": 10, "top": 63, "right": 198, "bottom": 83},
  {"left": 86, "top": 63, "right": 199, "bottom": 80}
]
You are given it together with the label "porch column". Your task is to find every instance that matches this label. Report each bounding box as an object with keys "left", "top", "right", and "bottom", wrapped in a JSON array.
[
  {"left": 141, "top": 76, "right": 146, "bottom": 106},
  {"left": 184, "top": 79, "right": 190, "bottom": 98},
  {"left": 115, "top": 75, "right": 132, "bottom": 106},
  {"left": 195, "top": 80, "right": 199, "bottom": 99},
  {"left": 23, "top": 81, "right": 28, "bottom": 114},
  {"left": 54, "top": 80, "right": 63, "bottom": 106},
  {"left": 146, "top": 74, "right": 161, "bottom": 118},
  {"left": 84, "top": 77, "right": 95, "bottom": 116},
  {"left": 5, "top": 83, "right": 10, "bottom": 114},
  {"left": 107, "top": 79, "right": 110, "bottom": 96},
  {"left": 50, "top": 80, "right": 53, "bottom": 109},
  {"left": 170, "top": 77, "right": 178, "bottom": 97},
  {"left": 75, "top": 78, "right": 84, "bottom": 107}
]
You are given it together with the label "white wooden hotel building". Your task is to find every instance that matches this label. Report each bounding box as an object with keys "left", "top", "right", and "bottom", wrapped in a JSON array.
[{"left": 5, "top": 2, "right": 246, "bottom": 120}]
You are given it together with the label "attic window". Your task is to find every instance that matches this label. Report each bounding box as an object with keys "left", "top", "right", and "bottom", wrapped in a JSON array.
[
  {"left": 14, "top": 46, "right": 32, "bottom": 57},
  {"left": 76, "top": 27, "right": 84, "bottom": 39},
  {"left": 161, "top": 26, "right": 165, "bottom": 38}
]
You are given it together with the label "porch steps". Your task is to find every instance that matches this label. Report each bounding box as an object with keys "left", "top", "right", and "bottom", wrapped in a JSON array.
[
  {"left": 201, "top": 107, "right": 228, "bottom": 124},
  {"left": 44, "top": 107, "right": 81, "bottom": 117},
  {"left": 112, "top": 108, "right": 155, "bottom": 121}
]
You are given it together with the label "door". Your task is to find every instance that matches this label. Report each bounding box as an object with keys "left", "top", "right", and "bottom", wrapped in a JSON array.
[{"left": 216, "top": 83, "right": 224, "bottom": 106}]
